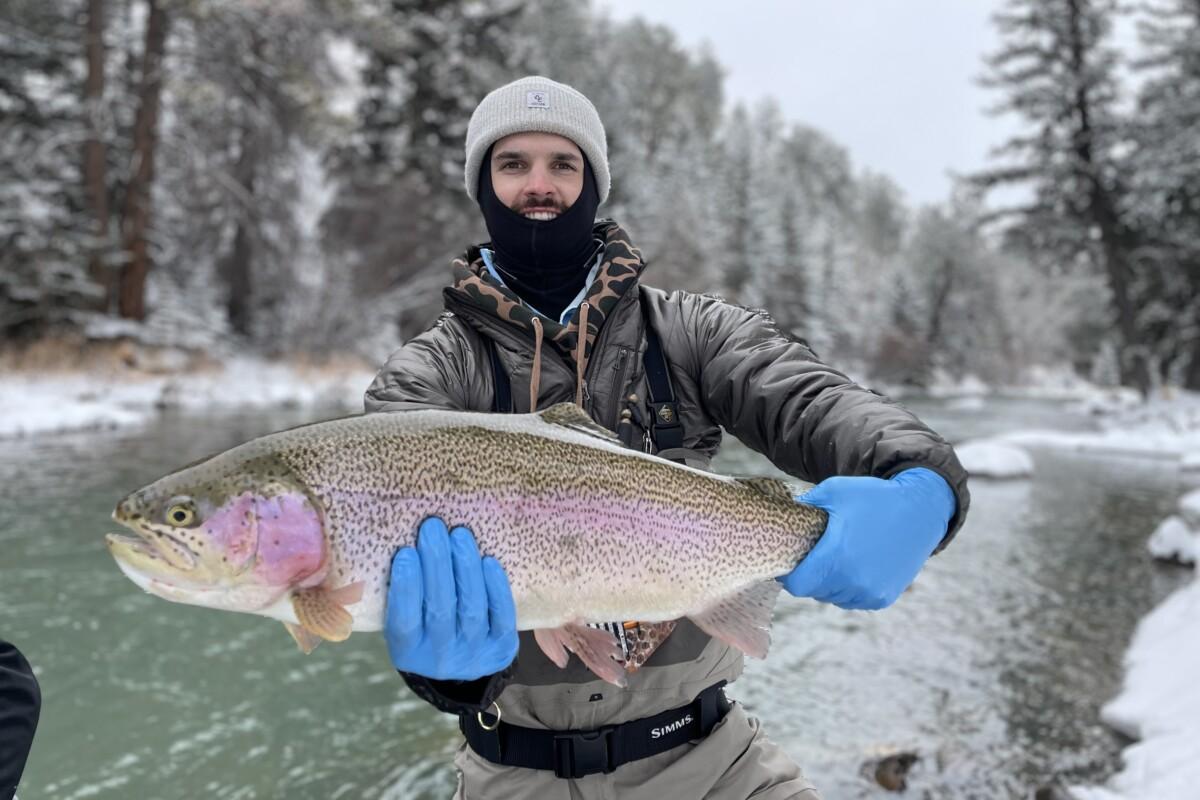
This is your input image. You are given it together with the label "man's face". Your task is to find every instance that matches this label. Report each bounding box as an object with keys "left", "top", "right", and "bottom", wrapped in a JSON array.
[{"left": 489, "top": 132, "right": 585, "bottom": 221}]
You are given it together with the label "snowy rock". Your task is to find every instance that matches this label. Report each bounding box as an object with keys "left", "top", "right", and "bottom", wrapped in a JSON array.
[
  {"left": 955, "top": 439, "right": 1034, "bottom": 478},
  {"left": 1146, "top": 516, "right": 1199, "bottom": 565},
  {"left": 0, "top": 357, "right": 374, "bottom": 439},
  {"left": 1178, "top": 489, "right": 1200, "bottom": 529}
]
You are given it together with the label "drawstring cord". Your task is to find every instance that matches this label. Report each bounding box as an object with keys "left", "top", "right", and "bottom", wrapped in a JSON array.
[
  {"left": 530, "top": 317, "right": 543, "bottom": 412},
  {"left": 574, "top": 302, "right": 590, "bottom": 408},
  {"left": 528, "top": 302, "right": 589, "bottom": 412}
]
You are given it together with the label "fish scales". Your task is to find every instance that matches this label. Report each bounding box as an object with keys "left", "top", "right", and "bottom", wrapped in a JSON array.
[{"left": 259, "top": 411, "right": 821, "bottom": 629}]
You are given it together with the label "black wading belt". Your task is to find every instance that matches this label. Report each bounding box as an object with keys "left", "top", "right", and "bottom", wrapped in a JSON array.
[{"left": 460, "top": 680, "right": 730, "bottom": 779}]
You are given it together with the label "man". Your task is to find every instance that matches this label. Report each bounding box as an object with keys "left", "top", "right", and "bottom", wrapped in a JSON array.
[
  {"left": 365, "top": 76, "right": 969, "bottom": 799},
  {"left": 1, "top": 640, "right": 40, "bottom": 800}
]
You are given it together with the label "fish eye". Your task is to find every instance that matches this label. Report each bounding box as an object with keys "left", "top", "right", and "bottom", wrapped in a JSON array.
[{"left": 165, "top": 502, "right": 198, "bottom": 527}]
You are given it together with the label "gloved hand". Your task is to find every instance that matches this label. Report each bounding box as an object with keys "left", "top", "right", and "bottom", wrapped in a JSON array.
[
  {"left": 780, "top": 467, "right": 956, "bottom": 610},
  {"left": 385, "top": 517, "right": 519, "bottom": 680}
]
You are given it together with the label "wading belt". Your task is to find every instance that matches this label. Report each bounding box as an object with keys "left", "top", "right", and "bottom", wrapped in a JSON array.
[{"left": 460, "top": 681, "right": 731, "bottom": 779}]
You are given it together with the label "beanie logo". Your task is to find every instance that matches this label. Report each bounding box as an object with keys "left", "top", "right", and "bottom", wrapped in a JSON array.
[{"left": 526, "top": 91, "right": 550, "bottom": 109}]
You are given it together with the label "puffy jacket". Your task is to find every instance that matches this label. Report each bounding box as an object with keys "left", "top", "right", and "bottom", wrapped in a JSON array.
[{"left": 365, "top": 220, "right": 970, "bottom": 727}]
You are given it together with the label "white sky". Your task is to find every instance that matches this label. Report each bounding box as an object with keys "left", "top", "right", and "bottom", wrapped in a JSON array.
[{"left": 600, "top": 0, "right": 1024, "bottom": 207}]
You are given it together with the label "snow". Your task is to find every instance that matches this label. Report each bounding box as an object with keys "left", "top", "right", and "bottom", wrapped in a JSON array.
[
  {"left": 1179, "top": 489, "right": 1200, "bottom": 528},
  {"left": 0, "top": 357, "right": 375, "bottom": 439},
  {"left": 992, "top": 392, "right": 1200, "bottom": 465},
  {"left": 1147, "top": 516, "right": 1200, "bottom": 565},
  {"left": 954, "top": 439, "right": 1034, "bottom": 478},
  {"left": 1071, "top": 566, "right": 1200, "bottom": 800},
  {"left": 1071, "top": 490, "right": 1200, "bottom": 800}
]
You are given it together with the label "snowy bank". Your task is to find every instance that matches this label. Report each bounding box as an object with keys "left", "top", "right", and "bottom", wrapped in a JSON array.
[
  {"left": 993, "top": 392, "right": 1200, "bottom": 465},
  {"left": 1070, "top": 570, "right": 1200, "bottom": 800},
  {"left": 1071, "top": 493, "right": 1200, "bottom": 800},
  {"left": 0, "top": 356, "right": 376, "bottom": 438},
  {"left": 954, "top": 439, "right": 1034, "bottom": 478}
]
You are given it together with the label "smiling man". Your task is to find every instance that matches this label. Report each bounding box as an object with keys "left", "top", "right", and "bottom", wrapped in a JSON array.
[{"left": 365, "top": 76, "right": 970, "bottom": 799}]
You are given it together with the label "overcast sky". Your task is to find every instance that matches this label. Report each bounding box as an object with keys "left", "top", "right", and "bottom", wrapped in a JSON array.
[{"left": 600, "top": 0, "right": 1023, "bottom": 207}]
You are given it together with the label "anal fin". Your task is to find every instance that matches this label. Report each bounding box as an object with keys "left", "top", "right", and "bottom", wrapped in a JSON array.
[
  {"left": 534, "top": 623, "right": 627, "bottom": 687},
  {"left": 688, "top": 580, "right": 782, "bottom": 659}
]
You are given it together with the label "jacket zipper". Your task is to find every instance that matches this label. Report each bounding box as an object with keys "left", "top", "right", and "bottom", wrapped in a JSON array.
[{"left": 609, "top": 346, "right": 634, "bottom": 430}]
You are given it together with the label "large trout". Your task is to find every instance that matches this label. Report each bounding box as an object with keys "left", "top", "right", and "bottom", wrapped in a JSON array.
[{"left": 107, "top": 403, "right": 827, "bottom": 685}]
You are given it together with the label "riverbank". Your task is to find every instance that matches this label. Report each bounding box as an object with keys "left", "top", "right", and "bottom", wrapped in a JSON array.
[
  {"left": 0, "top": 345, "right": 375, "bottom": 438},
  {"left": 1070, "top": 489, "right": 1200, "bottom": 800}
]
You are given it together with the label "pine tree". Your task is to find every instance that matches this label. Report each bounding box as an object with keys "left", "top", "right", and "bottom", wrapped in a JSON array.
[
  {"left": 1129, "top": 0, "right": 1200, "bottom": 387},
  {"left": 323, "top": 0, "right": 523, "bottom": 332},
  {"left": 977, "top": 0, "right": 1152, "bottom": 393}
]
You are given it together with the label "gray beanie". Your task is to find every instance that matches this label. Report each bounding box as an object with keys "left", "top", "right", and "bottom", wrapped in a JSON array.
[{"left": 464, "top": 75, "right": 610, "bottom": 205}]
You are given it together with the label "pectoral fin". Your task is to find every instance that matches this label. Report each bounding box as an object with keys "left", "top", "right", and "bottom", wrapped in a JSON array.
[
  {"left": 290, "top": 581, "right": 364, "bottom": 645},
  {"left": 688, "top": 580, "right": 781, "bottom": 658}
]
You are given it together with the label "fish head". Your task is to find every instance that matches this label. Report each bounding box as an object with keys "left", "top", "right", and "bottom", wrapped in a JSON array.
[{"left": 106, "top": 453, "right": 328, "bottom": 613}]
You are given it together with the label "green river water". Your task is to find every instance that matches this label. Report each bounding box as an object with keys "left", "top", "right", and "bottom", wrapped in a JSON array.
[{"left": 1, "top": 398, "right": 1191, "bottom": 798}]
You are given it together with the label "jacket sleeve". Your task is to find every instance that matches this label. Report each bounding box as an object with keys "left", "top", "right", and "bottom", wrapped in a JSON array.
[
  {"left": 664, "top": 292, "right": 970, "bottom": 548},
  {"left": 398, "top": 663, "right": 515, "bottom": 716},
  {"left": 1, "top": 640, "right": 40, "bottom": 800},
  {"left": 363, "top": 315, "right": 512, "bottom": 712},
  {"left": 364, "top": 313, "right": 488, "bottom": 413}
]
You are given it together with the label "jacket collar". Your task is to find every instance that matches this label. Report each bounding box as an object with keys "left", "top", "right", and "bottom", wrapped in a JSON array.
[{"left": 443, "top": 219, "right": 647, "bottom": 371}]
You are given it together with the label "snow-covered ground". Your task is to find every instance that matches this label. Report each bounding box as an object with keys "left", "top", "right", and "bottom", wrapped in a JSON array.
[
  {"left": 956, "top": 389, "right": 1200, "bottom": 475},
  {"left": 0, "top": 356, "right": 376, "bottom": 438},
  {"left": 1066, "top": 468, "right": 1200, "bottom": 800},
  {"left": 1071, "top": 492, "right": 1200, "bottom": 800}
]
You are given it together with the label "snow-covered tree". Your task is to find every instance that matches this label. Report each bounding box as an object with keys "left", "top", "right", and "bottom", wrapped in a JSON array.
[
  {"left": 1128, "top": 0, "right": 1200, "bottom": 387},
  {"left": 976, "top": 0, "right": 1152, "bottom": 393},
  {"left": 0, "top": 0, "right": 97, "bottom": 336}
]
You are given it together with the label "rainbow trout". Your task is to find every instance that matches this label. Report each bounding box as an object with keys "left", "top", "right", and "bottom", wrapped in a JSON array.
[{"left": 107, "top": 403, "right": 827, "bottom": 685}]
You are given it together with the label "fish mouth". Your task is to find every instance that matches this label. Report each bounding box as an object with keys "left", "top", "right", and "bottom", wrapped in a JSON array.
[{"left": 106, "top": 518, "right": 199, "bottom": 573}]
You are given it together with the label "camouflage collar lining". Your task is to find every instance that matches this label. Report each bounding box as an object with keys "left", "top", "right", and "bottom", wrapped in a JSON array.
[{"left": 446, "top": 220, "right": 646, "bottom": 368}]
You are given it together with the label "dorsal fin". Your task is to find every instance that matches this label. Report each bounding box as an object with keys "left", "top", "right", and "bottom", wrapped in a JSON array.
[
  {"left": 734, "top": 476, "right": 795, "bottom": 501},
  {"left": 538, "top": 402, "right": 620, "bottom": 443}
]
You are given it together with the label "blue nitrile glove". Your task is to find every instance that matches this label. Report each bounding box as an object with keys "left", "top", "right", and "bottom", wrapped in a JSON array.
[
  {"left": 780, "top": 467, "right": 956, "bottom": 610},
  {"left": 384, "top": 517, "right": 519, "bottom": 680}
]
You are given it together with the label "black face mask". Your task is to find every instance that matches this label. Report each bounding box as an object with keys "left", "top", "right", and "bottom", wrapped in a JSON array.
[{"left": 477, "top": 146, "right": 602, "bottom": 321}]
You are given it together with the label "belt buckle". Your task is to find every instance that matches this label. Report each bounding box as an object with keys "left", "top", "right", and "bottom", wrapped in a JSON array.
[{"left": 553, "top": 726, "right": 615, "bottom": 779}]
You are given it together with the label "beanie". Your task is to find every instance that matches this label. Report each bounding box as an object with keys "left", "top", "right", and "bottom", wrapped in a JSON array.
[{"left": 464, "top": 76, "right": 610, "bottom": 205}]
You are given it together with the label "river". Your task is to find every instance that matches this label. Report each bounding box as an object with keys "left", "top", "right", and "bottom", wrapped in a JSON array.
[{"left": 1, "top": 397, "right": 1189, "bottom": 798}]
